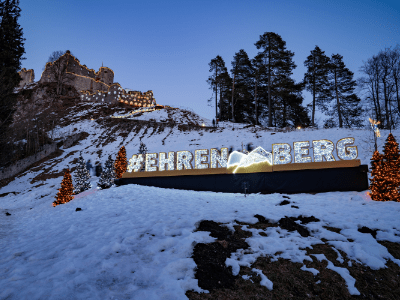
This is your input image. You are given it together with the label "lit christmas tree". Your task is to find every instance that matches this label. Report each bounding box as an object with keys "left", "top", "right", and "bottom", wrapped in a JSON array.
[
  {"left": 369, "top": 150, "right": 386, "bottom": 201},
  {"left": 369, "top": 133, "right": 400, "bottom": 202},
  {"left": 98, "top": 155, "right": 116, "bottom": 189},
  {"left": 381, "top": 133, "right": 400, "bottom": 201},
  {"left": 53, "top": 169, "right": 74, "bottom": 207},
  {"left": 74, "top": 155, "right": 92, "bottom": 194},
  {"left": 114, "top": 146, "right": 127, "bottom": 179}
]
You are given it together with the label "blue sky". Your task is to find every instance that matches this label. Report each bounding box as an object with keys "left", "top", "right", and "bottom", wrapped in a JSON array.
[{"left": 19, "top": 0, "right": 399, "bottom": 122}]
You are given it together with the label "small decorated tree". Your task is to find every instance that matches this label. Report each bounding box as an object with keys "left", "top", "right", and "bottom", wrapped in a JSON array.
[
  {"left": 369, "top": 150, "right": 386, "bottom": 201},
  {"left": 369, "top": 133, "right": 400, "bottom": 202},
  {"left": 74, "top": 155, "right": 92, "bottom": 194},
  {"left": 381, "top": 133, "right": 400, "bottom": 201},
  {"left": 53, "top": 169, "right": 74, "bottom": 206},
  {"left": 98, "top": 155, "right": 116, "bottom": 189},
  {"left": 114, "top": 146, "right": 127, "bottom": 179}
]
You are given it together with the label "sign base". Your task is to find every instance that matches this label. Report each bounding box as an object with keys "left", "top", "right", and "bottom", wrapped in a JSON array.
[{"left": 115, "top": 165, "right": 369, "bottom": 194}]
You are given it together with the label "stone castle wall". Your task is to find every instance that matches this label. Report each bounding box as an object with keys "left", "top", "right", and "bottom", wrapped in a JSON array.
[
  {"left": 18, "top": 68, "right": 35, "bottom": 88},
  {"left": 81, "top": 87, "right": 156, "bottom": 107},
  {"left": 39, "top": 51, "right": 157, "bottom": 107}
]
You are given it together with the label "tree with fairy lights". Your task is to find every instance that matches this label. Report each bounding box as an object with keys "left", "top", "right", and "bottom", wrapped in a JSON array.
[
  {"left": 382, "top": 133, "right": 400, "bottom": 201},
  {"left": 53, "top": 168, "right": 74, "bottom": 206},
  {"left": 369, "top": 133, "right": 400, "bottom": 202},
  {"left": 98, "top": 155, "right": 116, "bottom": 189},
  {"left": 114, "top": 146, "right": 127, "bottom": 179},
  {"left": 369, "top": 150, "right": 386, "bottom": 201},
  {"left": 73, "top": 155, "right": 91, "bottom": 194}
]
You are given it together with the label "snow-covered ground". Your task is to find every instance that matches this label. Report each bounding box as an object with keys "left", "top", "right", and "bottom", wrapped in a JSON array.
[{"left": 1, "top": 107, "right": 400, "bottom": 299}]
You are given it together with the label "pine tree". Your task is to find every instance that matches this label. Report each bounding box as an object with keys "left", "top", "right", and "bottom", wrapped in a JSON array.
[
  {"left": 73, "top": 155, "right": 91, "bottom": 194},
  {"left": 53, "top": 169, "right": 74, "bottom": 206},
  {"left": 207, "top": 55, "right": 228, "bottom": 125},
  {"left": 255, "top": 32, "right": 306, "bottom": 127},
  {"left": 114, "top": 146, "right": 127, "bottom": 179},
  {"left": 274, "top": 80, "right": 310, "bottom": 128},
  {"left": 303, "top": 46, "right": 331, "bottom": 127},
  {"left": 98, "top": 155, "right": 116, "bottom": 189},
  {"left": 381, "top": 133, "right": 400, "bottom": 201},
  {"left": 0, "top": 0, "right": 25, "bottom": 160},
  {"left": 323, "top": 54, "right": 363, "bottom": 128},
  {"left": 230, "top": 49, "right": 253, "bottom": 123},
  {"left": 251, "top": 53, "right": 264, "bottom": 125},
  {"left": 216, "top": 70, "right": 232, "bottom": 122},
  {"left": 0, "top": 0, "right": 25, "bottom": 123}
]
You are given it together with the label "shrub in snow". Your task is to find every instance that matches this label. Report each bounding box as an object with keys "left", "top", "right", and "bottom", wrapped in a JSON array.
[
  {"left": 98, "top": 155, "right": 116, "bottom": 189},
  {"left": 138, "top": 141, "right": 148, "bottom": 155},
  {"left": 138, "top": 141, "right": 148, "bottom": 172},
  {"left": 73, "top": 155, "right": 92, "bottom": 194}
]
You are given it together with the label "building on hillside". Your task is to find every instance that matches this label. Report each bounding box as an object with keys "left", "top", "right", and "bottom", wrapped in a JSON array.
[
  {"left": 39, "top": 50, "right": 156, "bottom": 107},
  {"left": 18, "top": 68, "right": 35, "bottom": 88}
]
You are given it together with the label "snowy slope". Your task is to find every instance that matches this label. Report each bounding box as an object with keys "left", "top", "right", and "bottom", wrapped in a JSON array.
[{"left": 1, "top": 105, "right": 400, "bottom": 299}]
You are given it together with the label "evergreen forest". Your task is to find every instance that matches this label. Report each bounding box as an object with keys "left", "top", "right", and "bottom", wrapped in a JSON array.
[{"left": 207, "top": 32, "right": 400, "bottom": 130}]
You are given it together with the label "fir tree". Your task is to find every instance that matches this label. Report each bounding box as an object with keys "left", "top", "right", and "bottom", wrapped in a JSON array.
[
  {"left": 369, "top": 150, "right": 385, "bottom": 201},
  {"left": 0, "top": 0, "right": 25, "bottom": 161},
  {"left": 381, "top": 133, "right": 400, "bottom": 201},
  {"left": 323, "top": 54, "right": 363, "bottom": 128},
  {"left": 369, "top": 134, "right": 400, "bottom": 202},
  {"left": 303, "top": 46, "right": 331, "bottom": 127},
  {"left": 73, "top": 155, "right": 91, "bottom": 194},
  {"left": 0, "top": 0, "right": 25, "bottom": 124},
  {"left": 255, "top": 32, "right": 307, "bottom": 128},
  {"left": 255, "top": 32, "right": 296, "bottom": 127},
  {"left": 207, "top": 55, "right": 227, "bottom": 123},
  {"left": 114, "top": 146, "right": 127, "bottom": 179},
  {"left": 230, "top": 49, "right": 253, "bottom": 123},
  {"left": 98, "top": 155, "right": 116, "bottom": 189},
  {"left": 207, "top": 55, "right": 228, "bottom": 125},
  {"left": 53, "top": 169, "right": 74, "bottom": 206},
  {"left": 216, "top": 70, "right": 232, "bottom": 122},
  {"left": 251, "top": 53, "right": 264, "bottom": 125}
]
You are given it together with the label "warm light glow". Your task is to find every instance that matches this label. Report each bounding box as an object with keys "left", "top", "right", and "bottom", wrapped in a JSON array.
[
  {"left": 369, "top": 118, "right": 381, "bottom": 137},
  {"left": 369, "top": 133, "right": 400, "bottom": 202}
]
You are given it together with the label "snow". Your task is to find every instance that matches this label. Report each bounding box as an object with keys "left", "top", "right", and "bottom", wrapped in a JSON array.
[
  {"left": 300, "top": 265, "right": 320, "bottom": 276},
  {"left": 311, "top": 254, "right": 360, "bottom": 295},
  {"left": 252, "top": 268, "right": 273, "bottom": 290},
  {"left": 1, "top": 108, "right": 400, "bottom": 299}
]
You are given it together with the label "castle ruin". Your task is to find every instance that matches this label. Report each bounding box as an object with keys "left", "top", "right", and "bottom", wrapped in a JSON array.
[
  {"left": 36, "top": 50, "right": 156, "bottom": 107},
  {"left": 18, "top": 68, "right": 35, "bottom": 88}
]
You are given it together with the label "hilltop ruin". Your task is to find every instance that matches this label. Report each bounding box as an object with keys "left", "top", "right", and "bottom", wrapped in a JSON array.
[{"left": 19, "top": 50, "right": 157, "bottom": 108}]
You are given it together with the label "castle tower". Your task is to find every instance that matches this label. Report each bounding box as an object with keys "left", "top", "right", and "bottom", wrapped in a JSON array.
[
  {"left": 18, "top": 68, "right": 35, "bottom": 87},
  {"left": 99, "top": 66, "right": 114, "bottom": 85}
]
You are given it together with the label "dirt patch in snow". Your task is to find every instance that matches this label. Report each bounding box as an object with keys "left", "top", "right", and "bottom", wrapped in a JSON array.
[{"left": 186, "top": 216, "right": 400, "bottom": 300}]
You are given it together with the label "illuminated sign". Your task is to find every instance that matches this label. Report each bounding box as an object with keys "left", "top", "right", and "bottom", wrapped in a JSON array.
[{"left": 126, "top": 137, "right": 358, "bottom": 175}]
